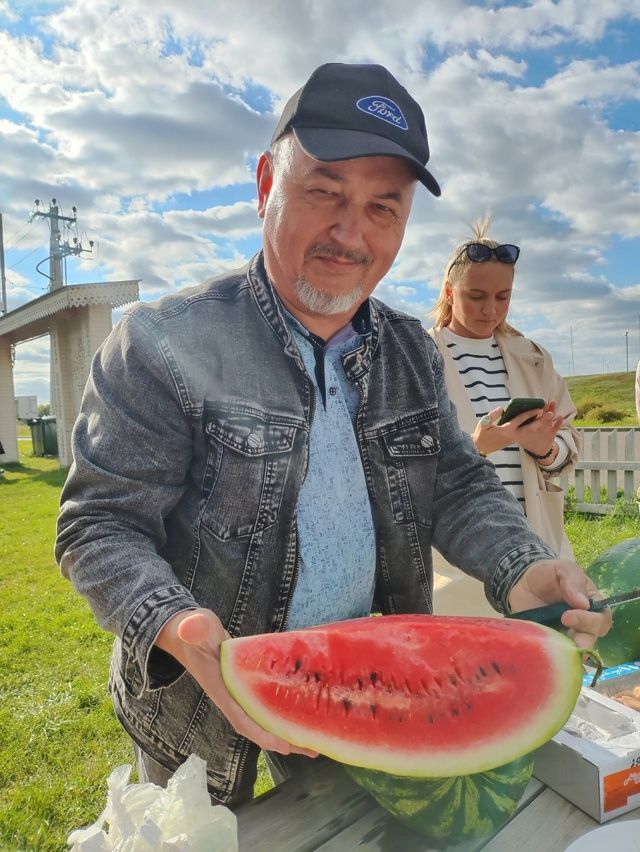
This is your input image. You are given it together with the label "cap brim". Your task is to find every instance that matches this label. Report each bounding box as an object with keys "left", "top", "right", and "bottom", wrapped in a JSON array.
[{"left": 293, "top": 126, "right": 441, "bottom": 197}]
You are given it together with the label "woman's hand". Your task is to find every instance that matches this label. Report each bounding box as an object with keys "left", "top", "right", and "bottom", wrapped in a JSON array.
[
  {"left": 515, "top": 400, "right": 564, "bottom": 460},
  {"left": 155, "top": 609, "right": 318, "bottom": 757},
  {"left": 473, "top": 401, "right": 563, "bottom": 460}
]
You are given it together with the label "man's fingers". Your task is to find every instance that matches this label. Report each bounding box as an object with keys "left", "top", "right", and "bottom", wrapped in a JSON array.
[
  {"left": 177, "top": 609, "right": 230, "bottom": 648},
  {"left": 218, "top": 692, "right": 318, "bottom": 757},
  {"left": 561, "top": 606, "right": 612, "bottom": 639},
  {"left": 177, "top": 611, "right": 213, "bottom": 645}
]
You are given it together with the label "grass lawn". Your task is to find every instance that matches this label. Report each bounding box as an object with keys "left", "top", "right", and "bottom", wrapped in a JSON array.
[
  {"left": 568, "top": 371, "right": 637, "bottom": 427},
  {"left": 0, "top": 445, "right": 132, "bottom": 851},
  {"left": 0, "top": 439, "right": 638, "bottom": 850}
]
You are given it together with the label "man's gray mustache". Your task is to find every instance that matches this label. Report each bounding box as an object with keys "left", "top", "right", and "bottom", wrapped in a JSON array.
[{"left": 305, "top": 244, "right": 371, "bottom": 265}]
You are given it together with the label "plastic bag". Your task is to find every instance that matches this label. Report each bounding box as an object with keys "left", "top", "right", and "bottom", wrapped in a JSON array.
[{"left": 67, "top": 753, "right": 238, "bottom": 851}]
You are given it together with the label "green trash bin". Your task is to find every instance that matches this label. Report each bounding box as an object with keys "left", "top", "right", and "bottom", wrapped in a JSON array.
[
  {"left": 41, "top": 416, "right": 58, "bottom": 456},
  {"left": 27, "top": 417, "right": 45, "bottom": 455},
  {"left": 27, "top": 416, "right": 58, "bottom": 456}
]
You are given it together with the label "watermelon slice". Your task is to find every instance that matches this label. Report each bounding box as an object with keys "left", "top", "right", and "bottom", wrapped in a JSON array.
[{"left": 221, "top": 615, "right": 584, "bottom": 777}]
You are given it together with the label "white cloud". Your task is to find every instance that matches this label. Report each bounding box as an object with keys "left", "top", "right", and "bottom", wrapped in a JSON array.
[{"left": 2, "top": 0, "right": 640, "bottom": 400}]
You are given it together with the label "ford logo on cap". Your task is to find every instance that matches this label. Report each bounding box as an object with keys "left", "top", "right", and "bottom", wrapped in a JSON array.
[{"left": 356, "top": 96, "right": 408, "bottom": 130}]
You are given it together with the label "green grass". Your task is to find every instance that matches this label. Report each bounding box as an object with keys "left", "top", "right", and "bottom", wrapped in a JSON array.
[
  {"left": 1, "top": 438, "right": 637, "bottom": 849},
  {"left": 0, "top": 444, "right": 132, "bottom": 851},
  {"left": 567, "top": 371, "right": 637, "bottom": 427}
]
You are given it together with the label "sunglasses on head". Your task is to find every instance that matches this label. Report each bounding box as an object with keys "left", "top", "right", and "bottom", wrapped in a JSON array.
[{"left": 449, "top": 242, "right": 520, "bottom": 272}]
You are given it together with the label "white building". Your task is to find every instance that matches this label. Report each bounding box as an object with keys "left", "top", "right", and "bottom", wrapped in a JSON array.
[{"left": 15, "top": 395, "right": 38, "bottom": 420}]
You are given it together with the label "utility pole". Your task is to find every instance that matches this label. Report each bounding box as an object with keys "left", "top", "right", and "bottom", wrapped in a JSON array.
[
  {"left": 0, "top": 213, "right": 7, "bottom": 314},
  {"left": 30, "top": 198, "right": 94, "bottom": 291},
  {"left": 570, "top": 326, "right": 575, "bottom": 376},
  {"left": 625, "top": 331, "right": 629, "bottom": 372}
]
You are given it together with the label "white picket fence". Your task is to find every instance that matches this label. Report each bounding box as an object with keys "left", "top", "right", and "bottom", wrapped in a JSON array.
[{"left": 559, "top": 428, "right": 640, "bottom": 514}]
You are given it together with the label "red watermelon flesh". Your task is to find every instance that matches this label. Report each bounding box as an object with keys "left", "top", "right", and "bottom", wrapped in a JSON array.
[{"left": 221, "top": 615, "right": 584, "bottom": 777}]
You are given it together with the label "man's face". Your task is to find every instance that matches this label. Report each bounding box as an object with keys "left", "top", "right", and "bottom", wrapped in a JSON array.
[{"left": 257, "top": 136, "right": 417, "bottom": 336}]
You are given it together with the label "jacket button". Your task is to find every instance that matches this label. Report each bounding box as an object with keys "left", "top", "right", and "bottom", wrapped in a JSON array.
[
  {"left": 420, "top": 434, "right": 434, "bottom": 449},
  {"left": 247, "top": 433, "right": 263, "bottom": 449}
]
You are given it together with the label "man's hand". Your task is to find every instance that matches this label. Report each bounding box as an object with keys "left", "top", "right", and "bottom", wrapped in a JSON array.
[
  {"left": 155, "top": 608, "right": 318, "bottom": 757},
  {"left": 508, "top": 560, "right": 612, "bottom": 649}
]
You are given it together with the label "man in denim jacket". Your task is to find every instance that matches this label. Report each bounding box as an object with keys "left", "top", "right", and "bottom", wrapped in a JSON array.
[{"left": 56, "top": 63, "right": 609, "bottom": 806}]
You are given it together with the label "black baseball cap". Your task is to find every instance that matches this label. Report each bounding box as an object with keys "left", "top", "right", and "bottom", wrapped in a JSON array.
[{"left": 271, "top": 62, "right": 441, "bottom": 197}]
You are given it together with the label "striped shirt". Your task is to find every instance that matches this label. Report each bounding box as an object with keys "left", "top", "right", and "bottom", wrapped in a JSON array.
[{"left": 442, "top": 327, "right": 525, "bottom": 505}]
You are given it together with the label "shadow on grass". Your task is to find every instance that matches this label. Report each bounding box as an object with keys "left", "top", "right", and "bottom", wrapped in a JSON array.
[{"left": 1, "top": 460, "right": 67, "bottom": 488}]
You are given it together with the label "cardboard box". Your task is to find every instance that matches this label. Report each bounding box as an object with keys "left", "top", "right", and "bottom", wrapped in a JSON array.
[{"left": 533, "top": 664, "right": 640, "bottom": 822}]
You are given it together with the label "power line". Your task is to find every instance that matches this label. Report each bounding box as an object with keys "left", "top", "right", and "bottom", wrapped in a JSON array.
[
  {"left": 4, "top": 220, "right": 33, "bottom": 248},
  {"left": 7, "top": 245, "right": 41, "bottom": 270}
]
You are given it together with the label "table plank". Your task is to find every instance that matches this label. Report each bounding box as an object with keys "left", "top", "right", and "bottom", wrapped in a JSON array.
[
  {"left": 314, "top": 806, "right": 485, "bottom": 851},
  {"left": 236, "top": 760, "right": 377, "bottom": 851},
  {"left": 485, "top": 787, "right": 640, "bottom": 852},
  {"left": 314, "top": 776, "right": 545, "bottom": 851},
  {"left": 237, "top": 762, "right": 547, "bottom": 851}
]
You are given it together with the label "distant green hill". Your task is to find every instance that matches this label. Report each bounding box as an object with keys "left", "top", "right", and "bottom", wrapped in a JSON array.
[{"left": 566, "top": 371, "right": 637, "bottom": 427}]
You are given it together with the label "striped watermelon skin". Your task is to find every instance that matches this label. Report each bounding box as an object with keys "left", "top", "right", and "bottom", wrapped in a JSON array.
[
  {"left": 345, "top": 753, "right": 534, "bottom": 841},
  {"left": 585, "top": 538, "right": 640, "bottom": 667}
]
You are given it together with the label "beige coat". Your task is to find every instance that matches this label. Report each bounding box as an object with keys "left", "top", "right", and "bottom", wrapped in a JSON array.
[{"left": 428, "top": 326, "right": 581, "bottom": 616}]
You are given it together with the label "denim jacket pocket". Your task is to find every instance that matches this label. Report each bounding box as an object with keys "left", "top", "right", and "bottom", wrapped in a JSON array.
[
  {"left": 372, "top": 409, "right": 440, "bottom": 527},
  {"left": 201, "top": 403, "right": 300, "bottom": 541}
]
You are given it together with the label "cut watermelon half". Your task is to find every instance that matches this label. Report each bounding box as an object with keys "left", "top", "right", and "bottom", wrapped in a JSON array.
[{"left": 220, "top": 615, "right": 584, "bottom": 777}]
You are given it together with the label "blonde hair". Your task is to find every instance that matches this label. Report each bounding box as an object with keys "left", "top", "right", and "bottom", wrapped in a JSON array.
[{"left": 431, "top": 216, "right": 519, "bottom": 335}]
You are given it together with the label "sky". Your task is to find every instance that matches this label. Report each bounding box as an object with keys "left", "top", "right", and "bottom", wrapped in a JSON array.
[{"left": 1, "top": 0, "right": 639, "bottom": 404}]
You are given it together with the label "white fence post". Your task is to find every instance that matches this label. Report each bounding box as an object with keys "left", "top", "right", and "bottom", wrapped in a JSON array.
[{"left": 561, "top": 427, "right": 640, "bottom": 515}]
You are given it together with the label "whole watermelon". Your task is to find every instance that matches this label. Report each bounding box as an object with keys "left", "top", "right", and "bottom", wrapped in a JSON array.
[
  {"left": 345, "top": 753, "right": 534, "bottom": 842},
  {"left": 585, "top": 538, "right": 640, "bottom": 667}
]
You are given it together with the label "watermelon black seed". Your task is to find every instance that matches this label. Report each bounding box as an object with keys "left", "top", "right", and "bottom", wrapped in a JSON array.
[
  {"left": 478, "top": 666, "right": 487, "bottom": 678},
  {"left": 343, "top": 698, "right": 352, "bottom": 714},
  {"left": 357, "top": 677, "right": 363, "bottom": 690},
  {"left": 448, "top": 674, "right": 458, "bottom": 686},
  {"left": 314, "top": 672, "right": 322, "bottom": 682},
  {"left": 451, "top": 707, "right": 460, "bottom": 717},
  {"left": 370, "top": 704, "right": 377, "bottom": 718},
  {"left": 370, "top": 671, "right": 378, "bottom": 685},
  {"left": 492, "top": 661, "right": 502, "bottom": 675},
  {"left": 294, "top": 659, "right": 302, "bottom": 672}
]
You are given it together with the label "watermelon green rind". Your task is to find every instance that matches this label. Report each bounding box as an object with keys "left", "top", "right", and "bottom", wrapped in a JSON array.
[
  {"left": 345, "top": 753, "right": 534, "bottom": 841},
  {"left": 585, "top": 538, "right": 640, "bottom": 667},
  {"left": 220, "top": 615, "right": 584, "bottom": 777}
]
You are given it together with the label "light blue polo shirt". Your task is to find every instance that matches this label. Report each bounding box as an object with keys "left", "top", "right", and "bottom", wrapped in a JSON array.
[{"left": 283, "top": 310, "right": 377, "bottom": 630}]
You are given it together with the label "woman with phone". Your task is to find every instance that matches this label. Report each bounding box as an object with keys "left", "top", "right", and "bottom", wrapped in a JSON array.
[{"left": 428, "top": 219, "right": 580, "bottom": 615}]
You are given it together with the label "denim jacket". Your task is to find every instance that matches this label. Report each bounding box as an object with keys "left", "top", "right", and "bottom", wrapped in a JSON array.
[{"left": 56, "top": 252, "right": 554, "bottom": 804}]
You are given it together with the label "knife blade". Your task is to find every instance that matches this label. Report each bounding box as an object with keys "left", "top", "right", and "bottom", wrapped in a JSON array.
[{"left": 508, "top": 588, "right": 640, "bottom": 628}]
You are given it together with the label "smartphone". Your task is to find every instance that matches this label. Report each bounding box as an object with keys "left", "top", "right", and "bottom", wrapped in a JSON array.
[{"left": 497, "top": 397, "right": 545, "bottom": 426}]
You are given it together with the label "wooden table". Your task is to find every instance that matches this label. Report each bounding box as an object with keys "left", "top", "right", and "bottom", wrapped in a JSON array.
[{"left": 236, "top": 758, "right": 640, "bottom": 851}]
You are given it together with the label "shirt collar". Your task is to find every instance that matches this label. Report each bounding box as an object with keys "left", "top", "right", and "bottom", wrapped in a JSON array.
[{"left": 279, "top": 297, "right": 372, "bottom": 350}]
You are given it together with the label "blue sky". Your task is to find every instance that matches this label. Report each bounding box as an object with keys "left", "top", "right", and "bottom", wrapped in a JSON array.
[{"left": 1, "top": 0, "right": 639, "bottom": 402}]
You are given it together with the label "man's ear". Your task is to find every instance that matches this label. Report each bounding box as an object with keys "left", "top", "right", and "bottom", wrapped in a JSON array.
[{"left": 256, "top": 152, "right": 273, "bottom": 220}]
